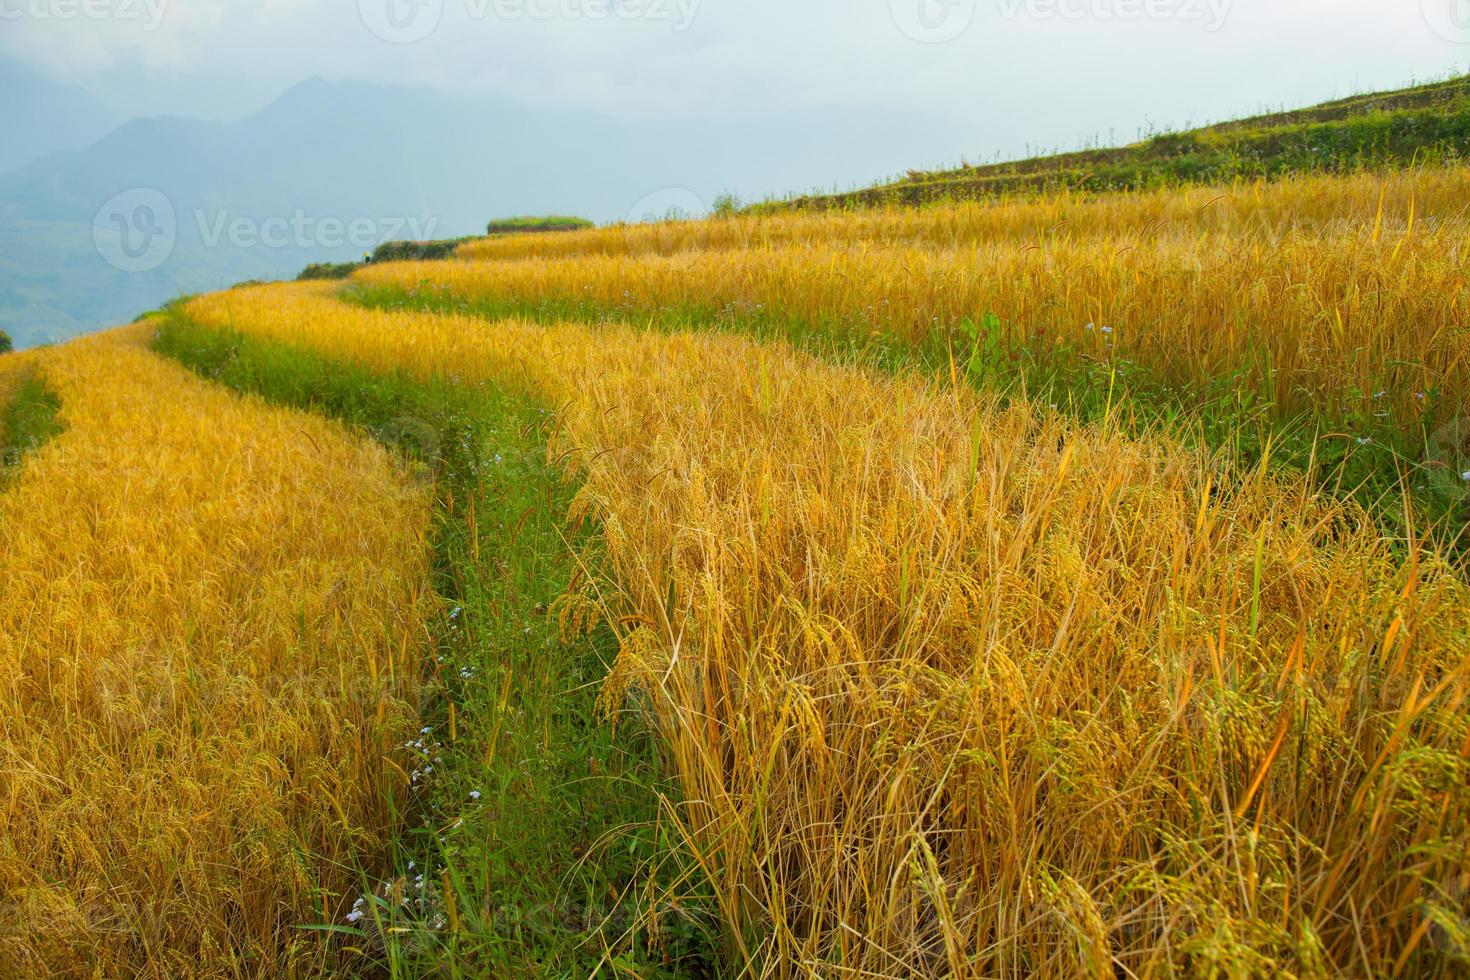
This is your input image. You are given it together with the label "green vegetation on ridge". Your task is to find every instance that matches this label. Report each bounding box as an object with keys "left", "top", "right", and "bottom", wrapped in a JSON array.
[
  {"left": 298, "top": 222, "right": 589, "bottom": 282},
  {"left": 486, "top": 216, "right": 594, "bottom": 235},
  {"left": 768, "top": 73, "right": 1470, "bottom": 210}
]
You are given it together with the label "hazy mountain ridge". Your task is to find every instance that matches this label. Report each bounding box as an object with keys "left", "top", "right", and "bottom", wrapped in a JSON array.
[
  {"left": 0, "top": 61, "right": 118, "bottom": 178},
  {"left": 0, "top": 73, "right": 929, "bottom": 349}
]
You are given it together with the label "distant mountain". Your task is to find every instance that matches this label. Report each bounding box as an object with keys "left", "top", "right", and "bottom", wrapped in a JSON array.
[
  {"left": 0, "top": 60, "right": 117, "bottom": 177},
  {"left": 0, "top": 77, "right": 931, "bottom": 349}
]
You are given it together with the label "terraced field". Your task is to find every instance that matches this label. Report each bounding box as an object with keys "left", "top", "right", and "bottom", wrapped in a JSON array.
[
  {"left": 0, "top": 329, "right": 432, "bottom": 976},
  {"left": 4, "top": 164, "right": 1470, "bottom": 977}
]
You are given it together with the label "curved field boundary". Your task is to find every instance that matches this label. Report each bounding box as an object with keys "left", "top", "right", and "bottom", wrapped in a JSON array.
[
  {"left": 366, "top": 223, "right": 1470, "bottom": 429},
  {"left": 355, "top": 181, "right": 1470, "bottom": 549},
  {"left": 0, "top": 326, "right": 433, "bottom": 977},
  {"left": 182, "top": 282, "right": 1470, "bottom": 977},
  {"left": 150, "top": 314, "right": 707, "bottom": 976}
]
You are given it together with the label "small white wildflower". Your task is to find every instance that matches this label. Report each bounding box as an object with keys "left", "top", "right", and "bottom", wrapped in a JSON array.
[
  {"left": 346, "top": 910, "right": 364, "bottom": 924},
  {"left": 1461, "top": 471, "right": 1470, "bottom": 483},
  {"left": 1356, "top": 437, "right": 1372, "bottom": 446},
  {"left": 469, "top": 790, "right": 482, "bottom": 801},
  {"left": 1100, "top": 326, "right": 1113, "bottom": 335}
]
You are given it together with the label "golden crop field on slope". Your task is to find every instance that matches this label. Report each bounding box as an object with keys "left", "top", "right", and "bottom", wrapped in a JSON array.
[
  {"left": 457, "top": 166, "right": 1470, "bottom": 261},
  {"left": 185, "top": 283, "right": 1470, "bottom": 977},
  {"left": 364, "top": 186, "right": 1470, "bottom": 427},
  {"left": 0, "top": 328, "right": 433, "bottom": 977}
]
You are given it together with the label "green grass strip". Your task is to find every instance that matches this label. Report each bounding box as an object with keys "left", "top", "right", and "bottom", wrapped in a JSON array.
[
  {"left": 150, "top": 312, "right": 720, "bottom": 978},
  {"left": 1, "top": 372, "right": 64, "bottom": 480}
]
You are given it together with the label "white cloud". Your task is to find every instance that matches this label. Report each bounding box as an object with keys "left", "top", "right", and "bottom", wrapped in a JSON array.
[{"left": 1, "top": 0, "right": 1466, "bottom": 131}]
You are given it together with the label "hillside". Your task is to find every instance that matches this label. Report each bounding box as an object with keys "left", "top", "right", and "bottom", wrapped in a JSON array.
[{"left": 769, "top": 73, "right": 1470, "bottom": 211}]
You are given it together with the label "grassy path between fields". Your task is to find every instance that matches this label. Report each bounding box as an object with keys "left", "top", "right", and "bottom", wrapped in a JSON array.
[
  {"left": 152, "top": 313, "right": 720, "bottom": 978},
  {"left": 0, "top": 370, "right": 64, "bottom": 479}
]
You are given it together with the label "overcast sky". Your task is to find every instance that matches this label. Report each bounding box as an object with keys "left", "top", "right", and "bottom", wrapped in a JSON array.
[{"left": 4, "top": 0, "right": 1470, "bottom": 172}]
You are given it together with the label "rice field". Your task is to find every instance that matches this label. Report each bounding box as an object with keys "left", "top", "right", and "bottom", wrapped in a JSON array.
[
  {"left": 176, "top": 277, "right": 1470, "bottom": 976},
  {"left": 0, "top": 327, "right": 432, "bottom": 976},
  {"left": 6, "top": 164, "right": 1470, "bottom": 977},
  {"left": 363, "top": 167, "right": 1470, "bottom": 432},
  {"left": 455, "top": 168, "right": 1470, "bottom": 262}
]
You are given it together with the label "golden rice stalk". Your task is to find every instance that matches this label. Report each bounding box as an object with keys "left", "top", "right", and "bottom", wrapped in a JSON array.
[
  {"left": 365, "top": 218, "right": 1470, "bottom": 424},
  {"left": 0, "top": 326, "right": 433, "bottom": 977},
  {"left": 456, "top": 166, "right": 1470, "bottom": 261},
  {"left": 187, "top": 283, "right": 1470, "bottom": 976}
]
